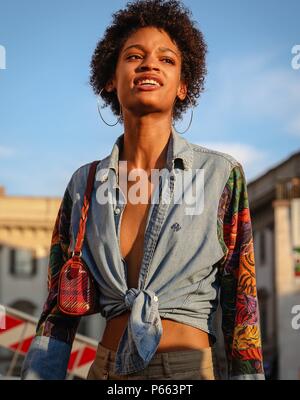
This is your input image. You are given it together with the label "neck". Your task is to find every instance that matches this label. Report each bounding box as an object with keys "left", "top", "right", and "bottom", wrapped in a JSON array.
[{"left": 120, "top": 115, "right": 172, "bottom": 172}]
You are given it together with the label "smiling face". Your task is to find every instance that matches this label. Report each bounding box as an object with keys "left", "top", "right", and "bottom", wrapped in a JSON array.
[{"left": 105, "top": 26, "right": 187, "bottom": 120}]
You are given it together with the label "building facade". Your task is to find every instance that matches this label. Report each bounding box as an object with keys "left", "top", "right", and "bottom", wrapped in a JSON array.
[
  {"left": 247, "top": 151, "right": 300, "bottom": 380},
  {"left": 0, "top": 186, "right": 105, "bottom": 343}
]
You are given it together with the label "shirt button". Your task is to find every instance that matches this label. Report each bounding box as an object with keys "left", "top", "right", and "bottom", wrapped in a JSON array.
[
  {"left": 102, "top": 371, "right": 108, "bottom": 379},
  {"left": 153, "top": 295, "right": 158, "bottom": 302},
  {"left": 99, "top": 174, "right": 108, "bottom": 183},
  {"left": 114, "top": 207, "right": 121, "bottom": 215}
]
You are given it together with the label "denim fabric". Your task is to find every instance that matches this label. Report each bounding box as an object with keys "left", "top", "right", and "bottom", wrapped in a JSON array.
[
  {"left": 20, "top": 336, "right": 71, "bottom": 380},
  {"left": 21, "top": 126, "right": 265, "bottom": 380}
]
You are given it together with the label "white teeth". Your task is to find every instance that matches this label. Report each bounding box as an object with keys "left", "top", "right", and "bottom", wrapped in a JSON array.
[{"left": 137, "top": 79, "right": 160, "bottom": 86}]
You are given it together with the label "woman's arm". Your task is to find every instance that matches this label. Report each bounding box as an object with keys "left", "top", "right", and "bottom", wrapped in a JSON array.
[
  {"left": 218, "top": 164, "right": 265, "bottom": 380},
  {"left": 21, "top": 184, "right": 81, "bottom": 380}
]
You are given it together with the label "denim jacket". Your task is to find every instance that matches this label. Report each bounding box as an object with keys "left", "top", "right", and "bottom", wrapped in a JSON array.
[{"left": 21, "top": 126, "right": 265, "bottom": 380}]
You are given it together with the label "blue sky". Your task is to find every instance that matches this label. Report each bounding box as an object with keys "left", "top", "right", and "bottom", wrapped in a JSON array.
[{"left": 0, "top": 0, "right": 299, "bottom": 196}]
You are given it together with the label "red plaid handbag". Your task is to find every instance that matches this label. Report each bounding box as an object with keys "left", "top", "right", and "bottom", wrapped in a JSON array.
[{"left": 58, "top": 160, "right": 101, "bottom": 316}]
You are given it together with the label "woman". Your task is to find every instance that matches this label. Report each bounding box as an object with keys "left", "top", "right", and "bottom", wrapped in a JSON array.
[{"left": 21, "top": 0, "right": 265, "bottom": 380}]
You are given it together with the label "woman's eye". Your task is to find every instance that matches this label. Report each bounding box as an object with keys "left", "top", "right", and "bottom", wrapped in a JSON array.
[
  {"left": 127, "top": 55, "right": 174, "bottom": 64},
  {"left": 163, "top": 58, "right": 175, "bottom": 64},
  {"left": 127, "top": 55, "right": 141, "bottom": 60}
]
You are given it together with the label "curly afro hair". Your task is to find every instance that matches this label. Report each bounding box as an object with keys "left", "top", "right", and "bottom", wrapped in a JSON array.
[{"left": 90, "top": 0, "right": 208, "bottom": 123}]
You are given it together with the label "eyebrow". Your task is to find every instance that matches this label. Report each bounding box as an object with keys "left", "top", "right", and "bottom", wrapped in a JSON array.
[{"left": 122, "top": 44, "right": 179, "bottom": 58}]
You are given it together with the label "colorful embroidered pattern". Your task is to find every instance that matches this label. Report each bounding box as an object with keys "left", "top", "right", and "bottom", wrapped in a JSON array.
[
  {"left": 35, "top": 187, "right": 81, "bottom": 344},
  {"left": 218, "top": 164, "right": 264, "bottom": 378}
]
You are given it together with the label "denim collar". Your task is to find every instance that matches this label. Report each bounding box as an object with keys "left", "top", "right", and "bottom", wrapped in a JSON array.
[{"left": 98, "top": 126, "right": 193, "bottom": 183}]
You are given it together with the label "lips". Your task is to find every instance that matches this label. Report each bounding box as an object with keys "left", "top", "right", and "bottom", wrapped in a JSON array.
[{"left": 134, "top": 83, "right": 161, "bottom": 91}]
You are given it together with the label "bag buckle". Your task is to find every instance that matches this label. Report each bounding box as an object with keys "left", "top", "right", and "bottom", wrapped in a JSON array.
[{"left": 72, "top": 250, "right": 82, "bottom": 257}]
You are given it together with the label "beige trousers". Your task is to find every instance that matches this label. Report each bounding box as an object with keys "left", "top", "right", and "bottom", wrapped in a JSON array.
[{"left": 87, "top": 342, "right": 220, "bottom": 380}]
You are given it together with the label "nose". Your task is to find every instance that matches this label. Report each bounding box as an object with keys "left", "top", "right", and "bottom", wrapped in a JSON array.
[{"left": 138, "top": 53, "right": 160, "bottom": 72}]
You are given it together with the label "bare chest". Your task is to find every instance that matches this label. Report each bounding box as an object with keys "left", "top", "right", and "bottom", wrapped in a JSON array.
[{"left": 118, "top": 174, "right": 156, "bottom": 289}]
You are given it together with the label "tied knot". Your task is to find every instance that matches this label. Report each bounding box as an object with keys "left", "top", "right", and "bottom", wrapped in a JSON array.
[
  {"left": 115, "top": 287, "right": 162, "bottom": 373},
  {"left": 124, "top": 287, "right": 140, "bottom": 310},
  {"left": 124, "top": 288, "right": 159, "bottom": 310}
]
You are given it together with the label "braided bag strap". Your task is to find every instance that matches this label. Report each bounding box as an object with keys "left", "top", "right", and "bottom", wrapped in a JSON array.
[{"left": 72, "top": 160, "right": 100, "bottom": 257}]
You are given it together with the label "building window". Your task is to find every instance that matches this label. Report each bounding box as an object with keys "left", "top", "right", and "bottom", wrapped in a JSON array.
[
  {"left": 78, "top": 318, "right": 88, "bottom": 336},
  {"left": 10, "top": 300, "right": 36, "bottom": 316},
  {"left": 260, "top": 230, "right": 266, "bottom": 265},
  {"left": 10, "top": 248, "right": 37, "bottom": 278},
  {"left": 258, "top": 289, "right": 268, "bottom": 343}
]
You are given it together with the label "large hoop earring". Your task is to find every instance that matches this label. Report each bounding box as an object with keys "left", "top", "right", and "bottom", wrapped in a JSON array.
[
  {"left": 97, "top": 88, "right": 122, "bottom": 127},
  {"left": 172, "top": 94, "right": 193, "bottom": 134}
]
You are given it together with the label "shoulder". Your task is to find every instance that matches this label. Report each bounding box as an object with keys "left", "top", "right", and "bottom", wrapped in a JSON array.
[
  {"left": 186, "top": 140, "right": 246, "bottom": 187},
  {"left": 66, "top": 159, "right": 102, "bottom": 198},
  {"left": 189, "top": 141, "right": 240, "bottom": 170}
]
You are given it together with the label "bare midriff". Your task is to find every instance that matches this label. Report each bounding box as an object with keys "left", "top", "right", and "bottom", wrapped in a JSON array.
[{"left": 100, "top": 310, "right": 212, "bottom": 352}]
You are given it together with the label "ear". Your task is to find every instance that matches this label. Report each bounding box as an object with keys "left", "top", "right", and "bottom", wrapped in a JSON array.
[
  {"left": 176, "top": 80, "right": 188, "bottom": 101},
  {"left": 105, "top": 77, "right": 117, "bottom": 93}
]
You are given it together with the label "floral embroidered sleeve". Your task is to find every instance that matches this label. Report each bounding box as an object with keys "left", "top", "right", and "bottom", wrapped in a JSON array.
[
  {"left": 21, "top": 185, "right": 81, "bottom": 380},
  {"left": 218, "top": 164, "right": 265, "bottom": 380}
]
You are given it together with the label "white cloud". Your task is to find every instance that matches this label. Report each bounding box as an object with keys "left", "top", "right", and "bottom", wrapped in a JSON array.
[
  {"left": 203, "top": 51, "right": 300, "bottom": 136},
  {"left": 196, "top": 141, "right": 270, "bottom": 180}
]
